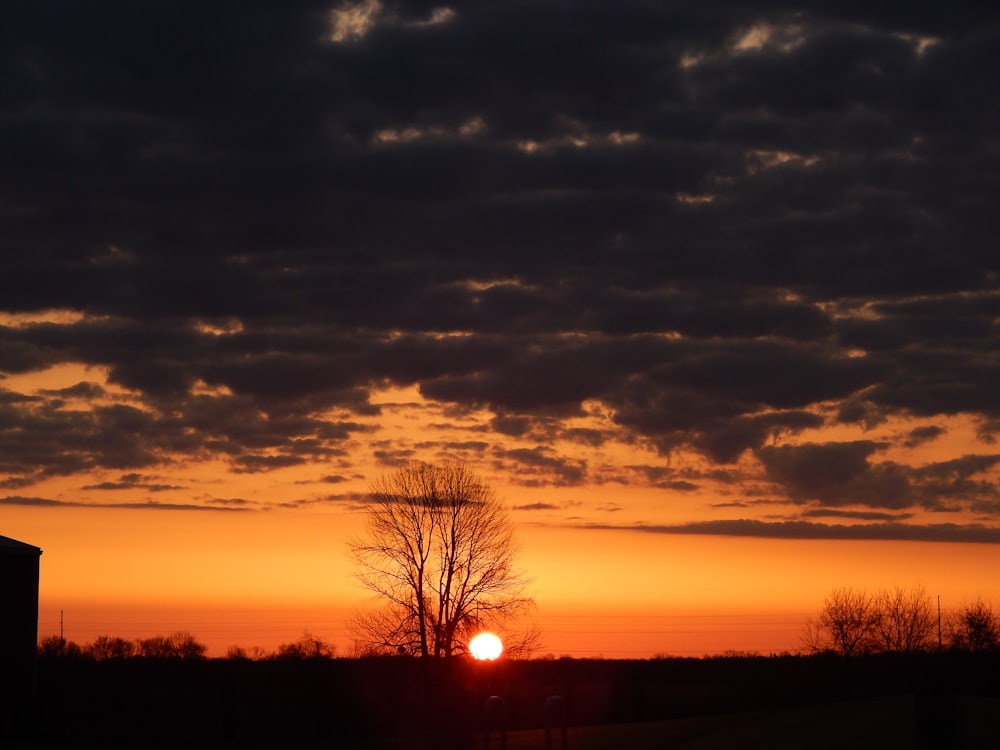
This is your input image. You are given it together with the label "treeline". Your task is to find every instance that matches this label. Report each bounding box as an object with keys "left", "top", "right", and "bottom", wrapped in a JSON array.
[
  {"left": 37, "top": 630, "right": 336, "bottom": 661},
  {"left": 38, "top": 588, "right": 1000, "bottom": 663},
  {"left": 803, "top": 585, "right": 1000, "bottom": 656}
]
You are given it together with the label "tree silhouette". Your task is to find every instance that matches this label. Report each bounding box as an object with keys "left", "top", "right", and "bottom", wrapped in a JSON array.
[
  {"left": 946, "top": 597, "right": 1000, "bottom": 652},
  {"left": 135, "top": 631, "right": 206, "bottom": 659},
  {"left": 816, "top": 587, "right": 879, "bottom": 656},
  {"left": 89, "top": 635, "right": 136, "bottom": 660},
  {"left": 348, "top": 463, "right": 533, "bottom": 662},
  {"left": 36, "top": 635, "right": 82, "bottom": 659},
  {"left": 872, "top": 585, "right": 936, "bottom": 653},
  {"left": 804, "top": 585, "right": 937, "bottom": 655},
  {"left": 274, "top": 631, "right": 337, "bottom": 659}
]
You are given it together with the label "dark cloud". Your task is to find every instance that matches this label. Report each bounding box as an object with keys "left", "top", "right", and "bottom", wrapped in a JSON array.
[
  {"left": 1, "top": 1, "right": 999, "bottom": 529},
  {"left": 801, "top": 509, "right": 913, "bottom": 522},
  {"left": 81, "top": 473, "right": 185, "bottom": 492},
  {"left": 757, "top": 442, "right": 1000, "bottom": 511},
  {"left": 513, "top": 502, "right": 561, "bottom": 512},
  {"left": 0, "top": 496, "right": 79, "bottom": 508},
  {"left": 658, "top": 481, "right": 700, "bottom": 492},
  {"left": 914, "top": 454, "right": 1000, "bottom": 479},
  {"left": 490, "top": 415, "right": 535, "bottom": 437},
  {"left": 560, "top": 428, "right": 608, "bottom": 448},
  {"left": 372, "top": 448, "right": 418, "bottom": 467},
  {"left": 495, "top": 447, "right": 587, "bottom": 486},
  {"left": 232, "top": 455, "right": 308, "bottom": 474},
  {"left": 905, "top": 425, "right": 946, "bottom": 448},
  {"left": 320, "top": 475, "right": 351, "bottom": 484},
  {"left": 0, "top": 495, "right": 246, "bottom": 512},
  {"left": 208, "top": 498, "right": 252, "bottom": 508},
  {"left": 911, "top": 455, "right": 1000, "bottom": 509},
  {"left": 756, "top": 441, "right": 902, "bottom": 506},
  {"left": 111, "top": 501, "right": 250, "bottom": 512},
  {"left": 588, "top": 519, "right": 1000, "bottom": 544},
  {"left": 39, "top": 382, "right": 107, "bottom": 400}
]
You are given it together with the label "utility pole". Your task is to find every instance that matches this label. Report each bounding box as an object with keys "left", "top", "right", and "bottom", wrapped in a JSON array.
[
  {"left": 60, "top": 609, "right": 65, "bottom": 642},
  {"left": 937, "top": 596, "right": 942, "bottom": 651}
]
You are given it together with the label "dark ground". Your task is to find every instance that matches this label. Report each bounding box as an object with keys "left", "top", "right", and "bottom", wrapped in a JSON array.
[{"left": 7, "top": 651, "right": 999, "bottom": 748}]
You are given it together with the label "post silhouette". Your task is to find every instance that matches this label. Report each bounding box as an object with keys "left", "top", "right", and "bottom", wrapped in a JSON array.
[
  {"left": 483, "top": 695, "right": 506, "bottom": 750},
  {"left": 544, "top": 694, "right": 568, "bottom": 750}
]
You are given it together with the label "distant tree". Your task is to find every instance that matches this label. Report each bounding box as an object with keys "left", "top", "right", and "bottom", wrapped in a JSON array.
[
  {"left": 135, "top": 632, "right": 206, "bottom": 659},
  {"left": 348, "top": 463, "right": 533, "bottom": 664},
  {"left": 274, "top": 631, "right": 336, "bottom": 659},
  {"left": 226, "top": 645, "right": 269, "bottom": 660},
  {"left": 88, "top": 635, "right": 136, "bottom": 660},
  {"left": 805, "top": 585, "right": 942, "bottom": 656},
  {"left": 717, "top": 650, "right": 761, "bottom": 659},
  {"left": 805, "top": 587, "right": 879, "bottom": 656},
  {"left": 169, "top": 631, "right": 207, "bottom": 659},
  {"left": 37, "top": 635, "right": 83, "bottom": 659},
  {"left": 136, "top": 635, "right": 174, "bottom": 658},
  {"left": 946, "top": 597, "right": 1000, "bottom": 652},
  {"left": 871, "top": 585, "right": 936, "bottom": 653},
  {"left": 799, "top": 618, "right": 828, "bottom": 654}
]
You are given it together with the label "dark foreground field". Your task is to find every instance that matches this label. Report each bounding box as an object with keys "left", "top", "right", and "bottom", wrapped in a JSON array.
[
  {"left": 480, "top": 693, "right": 1000, "bottom": 750},
  {"left": 9, "top": 651, "right": 1000, "bottom": 748}
]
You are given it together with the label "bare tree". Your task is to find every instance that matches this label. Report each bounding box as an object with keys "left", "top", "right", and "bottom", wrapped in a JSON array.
[
  {"left": 274, "top": 631, "right": 337, "bottom": 659},
  {"left": 946, "top": 597, "right": 1000, "bottom": 652},
  {"left": 88, "top": 635, "right": 136, "bottom": 660},
  {"left": 135, "top": 635, "right": 174, "bottom": 658},
  {"left": 348, "top": 463, "right": 534, "bottom": 662},
  {"left": 135, "top": 631, "right": 206, "bottom": 659},
  {"left": 810, "top": 587, "right": 879, "bottom": 656},
  {"left": 872, "top": 585, "right": 936, "bottom": 653},
  {"left": 36, "top": 635, "right": 82, "bottom": 660},
  {"left": 225, "top": 645, "right": 269, "bottom": 660},
  {"left": 166, "top": 631, "right": 207, "bottom": 659},
  {"left": 805, "top": 585, "right": 939, "bottom": 656},
  {"left": 799, "top": 616, "right": 827, "bottom": 654}
]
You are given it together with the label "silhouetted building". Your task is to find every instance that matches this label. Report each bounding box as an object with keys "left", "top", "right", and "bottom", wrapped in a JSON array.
[{"left": 0, "top": 534, "right": 42, "bottom": 735}]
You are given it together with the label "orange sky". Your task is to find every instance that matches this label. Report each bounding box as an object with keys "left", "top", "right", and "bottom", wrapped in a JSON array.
[{"left": 7, "top": 496, "right": 1000, "bottom": 658}]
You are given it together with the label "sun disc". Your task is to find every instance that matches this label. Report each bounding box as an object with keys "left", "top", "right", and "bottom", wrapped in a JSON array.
[{"left": 469, "top": 631, "right": 503, "bottom": 660}]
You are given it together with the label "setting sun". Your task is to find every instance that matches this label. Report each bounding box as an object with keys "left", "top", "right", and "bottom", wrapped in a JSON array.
[{"left": 469, "top": 632, "right": 504, "bottom": 661}]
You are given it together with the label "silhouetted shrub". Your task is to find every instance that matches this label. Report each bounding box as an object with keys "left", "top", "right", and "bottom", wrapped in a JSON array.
[
  {"left": 273, "top": 630, "right": 337, "bottom": 659},
  {"left": 88, "top": 635, "right": 136, "bottom": 660},
  {"left": 947, "top": 597, "right": 1000, "bottom": 652},
  {"left": 37, "top": 635, "right": 83, "bottom": 660},
  {"left": 131, "top": 631, "right": 206, "bottom": 659},
  {"left": 804, "top": 585, "right": 936, "bottom": 656}
]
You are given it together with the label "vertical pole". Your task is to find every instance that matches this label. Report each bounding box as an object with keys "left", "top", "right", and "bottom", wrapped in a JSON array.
[
  {"left": 545, "top": 695, "right": 568, "bottom": 750},
  {"left": 483, "top": 695, "right": 506, "bottom": 750},
  {"left": 937, "top": 596, "right": 942, "bottom": 651}
]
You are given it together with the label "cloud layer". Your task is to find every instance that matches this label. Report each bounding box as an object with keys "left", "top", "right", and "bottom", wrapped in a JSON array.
[{"left": 2, "top": 1, "right": 999, "bottom": 537}]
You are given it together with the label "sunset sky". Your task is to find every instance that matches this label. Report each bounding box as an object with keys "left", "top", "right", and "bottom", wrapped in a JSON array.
[{"left": 3, "top": 1, "right": 1000, "bottom": 658}]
